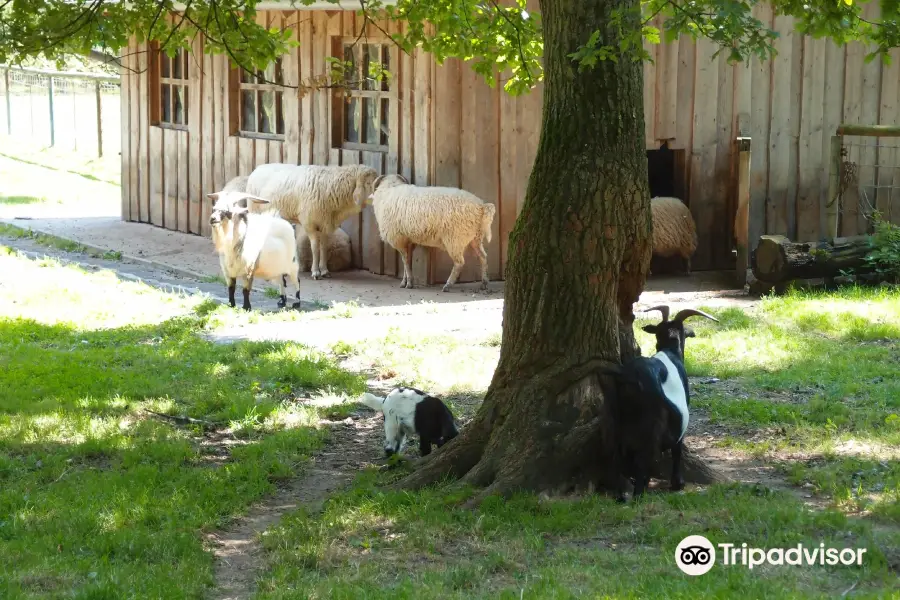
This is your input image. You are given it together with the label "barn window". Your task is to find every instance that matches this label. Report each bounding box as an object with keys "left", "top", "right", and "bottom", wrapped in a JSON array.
[
  {"left": 150, "top": 44, "right": 189, "bottom": 128},
  {"left": 231, "top": 59, "right": 285, "bottom": 138},
  {"left": 331, "top": 40, "right": 396, "bottom": 152}
]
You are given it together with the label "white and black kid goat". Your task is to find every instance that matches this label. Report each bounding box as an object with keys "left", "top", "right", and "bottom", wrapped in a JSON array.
[
  {"left": 360, "top": 387, "right": 459, "bottom": 458},
  {"left": 599, "top": 305, "right": 718, "bottom": 501}
]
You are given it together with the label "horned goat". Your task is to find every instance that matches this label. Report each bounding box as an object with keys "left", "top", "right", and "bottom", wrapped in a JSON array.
[
  {"left": 368, "top": 174, "right": 496, "bottom": 292},
  {"left": 598, "top": 305, "right": 719, "bottom": 502},
  {"left": 651, "top": 196, "right": 698, "bottom": 274},
  {"left": 359, "top": 387, "right": 459, "bottom": 457},
  {"left": 246, "top": 163, "right": 379, "bottom": 280},
  {"left": 207, "top": 189, "right": 301, "bottom": 311}
]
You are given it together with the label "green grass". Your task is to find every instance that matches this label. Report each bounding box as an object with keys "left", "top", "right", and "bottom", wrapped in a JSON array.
[
  {"left": 252, "top": 470, "right": 898, "bottom": 599},
  {"left": 0, "top": 138, "right": 120, "bottom": 186},
  {"left": 0, "top": 248, "right": 366, "bottom": 598}
]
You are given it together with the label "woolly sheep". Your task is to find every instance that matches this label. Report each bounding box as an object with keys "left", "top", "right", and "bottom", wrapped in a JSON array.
[
  {"left": 651, "top": 196, "right": 698, "bottom": 274},
  {"left": 359, "top": 387, "right": 459, "bottom": 457},
  {"left": 296, "top": 227, "right": 352, "bottom": 273},
  {"left": 368, "top": 174, "right": 496, "bottom": 292},
  {"left": 598, "top": 306, "right": 719, "bottom": 501},
  {"left": 207, "top": 189, "right": 301, "bottom": 311},
  {"left": 246, "top": 163, "right": 379, "bottom": 280}
]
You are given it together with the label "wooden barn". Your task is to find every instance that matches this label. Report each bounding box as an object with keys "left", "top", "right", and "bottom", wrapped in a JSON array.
[{"left": 118, "top": 1, "right": 900, "bottom": 284}]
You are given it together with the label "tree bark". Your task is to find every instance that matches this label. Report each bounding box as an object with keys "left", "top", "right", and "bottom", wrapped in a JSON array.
[
  {"left": 752, "top": 234, "right": 874, "bottom": 283},
  {"left": 397, "top": 0, "right": 722, "bottom": 501}
]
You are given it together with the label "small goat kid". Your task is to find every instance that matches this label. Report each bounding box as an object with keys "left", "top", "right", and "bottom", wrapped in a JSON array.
[
  {"left": 600, "top": 305, "right": 719, "bottom": 501},
  {"left": 360, "top": 387, "right": 459, "bottom": 457},
  {"left": 208, "top": 190, "right": 301, "bottom": 311}
]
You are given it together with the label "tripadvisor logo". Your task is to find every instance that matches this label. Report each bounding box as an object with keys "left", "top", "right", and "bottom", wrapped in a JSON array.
[{"left": 675, "top": 535, "right": 868, "bottom": 575}]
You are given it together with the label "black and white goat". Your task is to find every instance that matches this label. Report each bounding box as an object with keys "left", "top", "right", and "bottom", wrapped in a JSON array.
[
  {"left": 600, "top": 305, "right": 719, "bottom": 501},
  {"left": 360, "top": 387, "right": 459, "bottom": 457}
]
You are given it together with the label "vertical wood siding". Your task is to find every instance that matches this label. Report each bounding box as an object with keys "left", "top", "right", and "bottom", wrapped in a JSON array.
[{"left": 121, "top": 4, "right": 900, "bottom": 281}]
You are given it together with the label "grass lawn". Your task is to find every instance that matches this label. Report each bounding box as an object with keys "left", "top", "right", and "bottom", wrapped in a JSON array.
[
  {"left": 0, "top": 247, "right": 366, "bottom": 599},
  {"left": 251, "top": 287, "right": 900, "bottom": 598}
]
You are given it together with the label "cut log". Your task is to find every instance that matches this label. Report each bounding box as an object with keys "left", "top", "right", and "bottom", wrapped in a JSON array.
[{"left": 751, "top": 234, "right": 874, "bottom": 283}]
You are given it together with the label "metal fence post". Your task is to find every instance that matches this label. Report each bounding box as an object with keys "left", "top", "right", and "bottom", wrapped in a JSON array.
[
  {"left": 4, "top": 68, "right": 10, "bottom": 135},
  {"left": 95, "top": 80, "right": 103, "bottom": 157},
  {"left": 48, "top": 75, "right": 55, "bottom": 146}
]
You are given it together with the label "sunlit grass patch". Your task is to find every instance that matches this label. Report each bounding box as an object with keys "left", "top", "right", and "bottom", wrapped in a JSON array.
[{"left": 0, "top": 250, "right": 366, "bottom": 598}]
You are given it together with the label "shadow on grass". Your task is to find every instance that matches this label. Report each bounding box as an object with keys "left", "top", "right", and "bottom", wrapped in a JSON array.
[
  {"left": 250, "top": 469, "right": 899, "bottom": 599},
  {"left": 0, "top": 311, "right": 367, "bottom": 598},
  {"left": 0, "top": 195, "right": 44, "bottom": 205},
  {"left": 0, "top": 150, "right": 118, "bottom": 185}
]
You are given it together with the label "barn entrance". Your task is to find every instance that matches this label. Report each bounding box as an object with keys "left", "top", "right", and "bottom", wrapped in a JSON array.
[{"left": 646, "top": 141, "right": 691, "bottom": 274}]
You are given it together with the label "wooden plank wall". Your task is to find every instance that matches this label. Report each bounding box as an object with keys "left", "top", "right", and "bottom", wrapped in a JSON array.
[{"left": 121, "top": 3, "right": 900, "bottom": 282}]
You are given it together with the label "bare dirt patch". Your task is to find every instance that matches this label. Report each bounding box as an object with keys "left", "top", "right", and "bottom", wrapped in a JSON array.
[{"left": 204, "top": 410, "right": 385, "bottom": 600}]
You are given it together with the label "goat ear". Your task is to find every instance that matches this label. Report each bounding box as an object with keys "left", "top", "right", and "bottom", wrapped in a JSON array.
[
  {"left": 207, "top": 192, "right": 219, "bottom": 202},
  {"left": 684, "top": 328, "right": 696, "bottom": 338},
  {"left": 642, "top": 324, "right": 657, "bottom": 334},
  {"left": 246, "top": 195, "right": 270, "bottom": 205}
]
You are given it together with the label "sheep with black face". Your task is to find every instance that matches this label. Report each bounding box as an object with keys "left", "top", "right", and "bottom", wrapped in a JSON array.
[
  {"left": 360, "top": 387, "right": 459, "bottom": 458},
  {"left": 599, "top": 305, "right": 719, "bottom": 501}
]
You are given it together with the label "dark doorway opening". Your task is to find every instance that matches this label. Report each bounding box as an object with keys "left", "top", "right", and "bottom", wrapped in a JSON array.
[{"left": 647, "top": 141, "right": 691, "bottom": 274}]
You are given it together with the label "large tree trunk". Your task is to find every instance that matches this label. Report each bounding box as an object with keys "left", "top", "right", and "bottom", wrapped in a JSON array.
[{"left": 398, "top": 0, "right": 720, "bottom": 501}]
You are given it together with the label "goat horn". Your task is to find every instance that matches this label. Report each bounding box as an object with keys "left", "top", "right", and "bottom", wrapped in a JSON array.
[
  {"left": 671, "top": 308, "right": 720, "bottom": 324},
  {"left": 372, "top": 175, "right": 387, "bottom": 190},
  {"left": 642, "top": 305, "right": 670, "bottom": 322},
  {"left": 395, "top": 173, "right": 410, "bottom": 184}
]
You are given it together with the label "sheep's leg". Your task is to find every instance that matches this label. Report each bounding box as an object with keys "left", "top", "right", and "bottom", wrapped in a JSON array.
[
  {"left": 226, "top": 277, "right": 237, "bottom": 308},
  {"left": 683, "top": 254, "right": 692, "bottom": 275},
  {"left": 309, "top": 232, "right": 322, "bottom": 280},
  {"left": 242, "top": 275, "right": 253, "bottom": 311},
  {"left": 670, "top": 441, "right": 686, "bottom": 491},
  {"left": 442, "top": 248, "right": 466, "bottom": 292},
  {"left": 318, "top": 232, "right": 331, "bottom": 279},
  {"left": 631, "top": 447, "right": 654, "bottom": 500},
  {"left": 398, "top": 241, "right": 415, "bottom": 289},
  {"left": 469, "top": 238, "right": 489, "bottom": 291},
  {"left": 277, "top": 274, "right": 288, "bottom": 309}
]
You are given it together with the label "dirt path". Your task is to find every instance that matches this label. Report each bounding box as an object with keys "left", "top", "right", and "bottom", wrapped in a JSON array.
[{"left": 206, "top": 410, "right": 385, "bottom": 600}]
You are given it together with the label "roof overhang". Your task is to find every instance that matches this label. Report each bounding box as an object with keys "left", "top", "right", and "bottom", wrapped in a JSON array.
[{"left": 170, "top": 0, "right": 397, "bottom": 10}]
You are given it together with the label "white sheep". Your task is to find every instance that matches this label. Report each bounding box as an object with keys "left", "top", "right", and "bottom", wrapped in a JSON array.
[
  {"left": 651, "top": 196, "right": 698, "bottom": 274},
  {"left": 296, "top": 227, "right": 352, "bottom": 273},
  {"left": 207, "top": 188, "right": 301, "bottom": 311},
  {"left": 246, "top": 163, "right": 379, "bottom": 280},
  {"left": 368, "top": 174, "right": 496, "bottom": 292}
]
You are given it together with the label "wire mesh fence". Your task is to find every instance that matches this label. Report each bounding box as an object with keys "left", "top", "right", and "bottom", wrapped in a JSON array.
[
  {"left": 0, "top": 66, "right": 121, "bottom": 158},
  {"left": 832, "top": 129, "right": 900, "bottom": 237}
]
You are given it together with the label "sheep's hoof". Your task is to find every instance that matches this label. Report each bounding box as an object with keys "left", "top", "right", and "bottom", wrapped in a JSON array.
[
  {"left": 441, "top": 285, "right": 451, "bottom": 292},
  {"left": 311, "top": 271, "right": 321, "bottom": 280},
  {"left": 291, "top": 301, "right": 302, "bottom": 310},
  {"left": 320, "top": 270, "right": 331, "bottom": 279},
  {"left": 615, "top": 494, "right": 629, "bottom": 504},
  {"left": 480, "top": 281, "right": 489, "bottom": 292},
  {"left": 242, "top": 304, "right": 251, "bottom": 311},
  {"left": 671, "top": 480, "right": 685, "bottom": 492},
  {"left": 276, "top": 298, "right": 287, "bottom": 309}
]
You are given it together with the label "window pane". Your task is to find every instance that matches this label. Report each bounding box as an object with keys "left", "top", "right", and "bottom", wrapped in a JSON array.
[
  {"left": 276, "top": 92, "right": 284, "bottom": 135},
  {"left": 183, "top": 51, "right": 189, "bottom": 80},
  {"left": 275, "top": 58, "right": 284, "bottom": 85},
  {"left": 345, "top": 97, "right": 360, "bottom": 144},
  {"left": 263, "top": 60, "right": 277, "bottom": 85},
  {"left": 362, "top": 96, "right": 377, "bottom": 144},
  {"left": 259, "top": 90, "right": 275, "bottom": 134},
  {"left": 381, "top": 46, "right": 391, "bottom": 91},
  {"left": 161, "top": 84, "right": 171, "bottom": 123},
  {"left": 363, "top": 44, "right": 379, "bottom": 91},
  {"left": 343, "top": 44, "right": 358, "bottom": 90},
  {"left": 183, "top": 87, "right": 189, "bottom": 124},
  {"left": 240, "top": 68, "right": 253, "bottom": 84},
  {"left": 242, "top": 90, "right": 256, "bottom": 132},
  {"left": 173, "top": 85, "right": 184, "bottom": 125},
  {"left": 173, "top": 50, "right": 182, "bottom": 79},
  {"left": 380, "top": 98, "right": 389, "bottom": 146},
  {"left": 160, "top": 53, "right": 170, "bottom": 78}
]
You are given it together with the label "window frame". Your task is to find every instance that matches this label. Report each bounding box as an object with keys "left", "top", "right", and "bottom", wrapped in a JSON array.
[
  {"left": 330, "top": 38, "right": 398, "bottom": 153},
  {"left": 229, "top": 58, "right": 287, "bottom": 140},
  {"left": 149, "top": 43, "right": 190, "bottom": 130}
]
